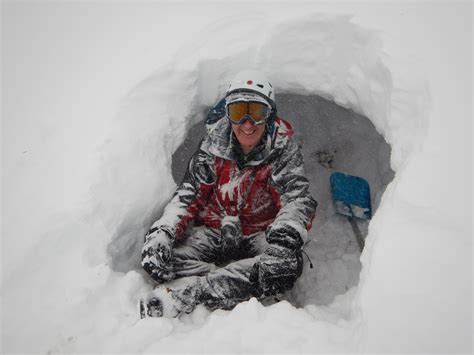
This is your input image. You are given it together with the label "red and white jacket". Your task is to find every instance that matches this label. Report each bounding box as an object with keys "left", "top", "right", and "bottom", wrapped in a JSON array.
[{"left": 153, "top": 116, "right": 317, "bottom": 249}]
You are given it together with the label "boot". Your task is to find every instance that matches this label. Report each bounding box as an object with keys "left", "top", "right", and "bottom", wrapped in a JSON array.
[{"left": 139, "top": 286, "right": 196, "bottom": 318}]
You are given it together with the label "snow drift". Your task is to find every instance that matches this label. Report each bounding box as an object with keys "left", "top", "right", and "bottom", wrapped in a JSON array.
[{"left": 2, "top": 2, "right": 471, "bottom": 353}]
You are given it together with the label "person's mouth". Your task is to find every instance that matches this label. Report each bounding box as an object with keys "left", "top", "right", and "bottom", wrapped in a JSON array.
[{"left": 240, "top": 128, "right": 256, "bottom": 136}]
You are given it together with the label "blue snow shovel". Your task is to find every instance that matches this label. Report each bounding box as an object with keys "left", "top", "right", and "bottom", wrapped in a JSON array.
[{"left": 330, "top": 172, "right": 372, "bottom": 252}]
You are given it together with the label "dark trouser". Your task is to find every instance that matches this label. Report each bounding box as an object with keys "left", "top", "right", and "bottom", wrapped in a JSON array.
[{"left": 156, "top": 226, "right": 271, "bottom": 311}]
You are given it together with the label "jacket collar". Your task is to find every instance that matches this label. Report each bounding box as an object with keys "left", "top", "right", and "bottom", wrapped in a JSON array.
[{"left": 201, "top": 117, "right": 292, "bottom": 166}]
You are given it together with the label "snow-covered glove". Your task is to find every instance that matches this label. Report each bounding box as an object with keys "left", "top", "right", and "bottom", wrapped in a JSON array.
[
  {"left": 220, "top": 216, "right": 242, "bottom": 256},
  {"left": 266, "top": 224, "right": 304, "bottom": 250},
  {"left": 141, "top": 227, "right": 175, "bottom": 283},
  {"left": 250, "top": 244, "right": 303, "bottom": 297}
]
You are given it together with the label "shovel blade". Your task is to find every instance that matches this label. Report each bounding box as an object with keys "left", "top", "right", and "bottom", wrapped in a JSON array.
[{"left": 330, "top": 172, "right": 372, "bottom": 220}]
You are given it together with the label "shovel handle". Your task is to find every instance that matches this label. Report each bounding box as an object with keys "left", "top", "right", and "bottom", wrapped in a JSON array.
[{"left": 348, "top": 216, "right": 365, "bottom": 252}]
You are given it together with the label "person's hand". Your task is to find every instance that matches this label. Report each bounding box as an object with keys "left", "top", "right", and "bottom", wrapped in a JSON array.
[
  {"left": 266, "top": 224, "right": 303, "bottom": 250},
  {"left": 251, "top": 244, "right": 302, "bottom": 296},
  {"left": 141, "top": 228, "right": 175, "bottom": 283}
]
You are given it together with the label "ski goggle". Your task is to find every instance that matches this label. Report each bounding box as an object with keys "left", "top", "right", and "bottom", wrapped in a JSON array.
[{"left": 226, "top": 101, "right": 271, "bottom": 125}]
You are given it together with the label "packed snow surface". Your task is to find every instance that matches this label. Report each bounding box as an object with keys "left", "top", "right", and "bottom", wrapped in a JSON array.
[{"left": 2, "top": 2, "right": 472, "bottom": 354}]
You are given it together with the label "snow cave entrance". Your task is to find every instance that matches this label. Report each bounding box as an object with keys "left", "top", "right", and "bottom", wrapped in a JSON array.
[{"left": 172, "top": 93, "right": 394, "bottom": 307}]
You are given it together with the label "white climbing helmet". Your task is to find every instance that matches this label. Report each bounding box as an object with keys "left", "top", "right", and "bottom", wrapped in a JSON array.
[{"left": 226, "top": 69, "right": 275, "bottom": 108}]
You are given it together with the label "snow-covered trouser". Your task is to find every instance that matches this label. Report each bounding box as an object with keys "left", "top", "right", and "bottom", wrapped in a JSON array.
[{"left": 147, "top": 225, "right": 303, "bottom": 312}]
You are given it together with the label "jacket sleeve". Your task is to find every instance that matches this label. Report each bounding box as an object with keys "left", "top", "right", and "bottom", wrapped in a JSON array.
[
  {"left": 150, "top": 148, "right": 216, "bottom": 241},
  {"left": 268, "top": 139, "right": 317, "bottom": 250}
]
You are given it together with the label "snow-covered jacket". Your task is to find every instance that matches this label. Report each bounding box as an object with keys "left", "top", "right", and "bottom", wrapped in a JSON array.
[{"left": 153, "top": 113, "right": 317, "bottom": 250}]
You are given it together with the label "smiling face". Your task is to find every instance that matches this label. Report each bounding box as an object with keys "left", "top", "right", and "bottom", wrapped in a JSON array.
[{"left": 231, "top": 120, "right": 266, "bottom": 154}]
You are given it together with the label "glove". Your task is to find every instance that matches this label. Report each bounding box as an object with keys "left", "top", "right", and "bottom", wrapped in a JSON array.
[
  {"left": 251, "top": 244, "right": 302, "bottom": 297},
  {"left": 266, "top": 224, "right": 304, "bottom": 250},
  {"left": 141, "top": 227, "right": 175, "bottom": 283}
]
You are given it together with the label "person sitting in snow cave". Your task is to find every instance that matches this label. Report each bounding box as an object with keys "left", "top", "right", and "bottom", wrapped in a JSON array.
[{"left": 139, "top": 69, "right": 317, "bottom": 318}]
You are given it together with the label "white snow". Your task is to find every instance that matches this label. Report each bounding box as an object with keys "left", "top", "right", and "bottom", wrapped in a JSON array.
[{"left": 1, "top": 1, "right": 471, "bottom": 354}]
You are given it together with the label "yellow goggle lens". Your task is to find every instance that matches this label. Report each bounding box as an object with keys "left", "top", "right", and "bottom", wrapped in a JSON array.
[{"left": 227, "top": 101, "right": 269, "bottom": 124}]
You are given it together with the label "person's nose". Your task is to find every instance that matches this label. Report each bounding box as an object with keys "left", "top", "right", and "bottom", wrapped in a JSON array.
[{"left": 242, "top": 119, "right": 255, "bottom": 129}]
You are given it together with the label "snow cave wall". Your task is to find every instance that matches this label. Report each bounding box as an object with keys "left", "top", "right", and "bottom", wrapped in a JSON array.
[
  {"left": 103, "top": 14, "right": 409, "bottom": 273},
  {"left": 99, "top": 12, "right": 427, "bottom": 313},
  {"left": 94, "top": 8, "right": 437, "bottom": 340}
]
